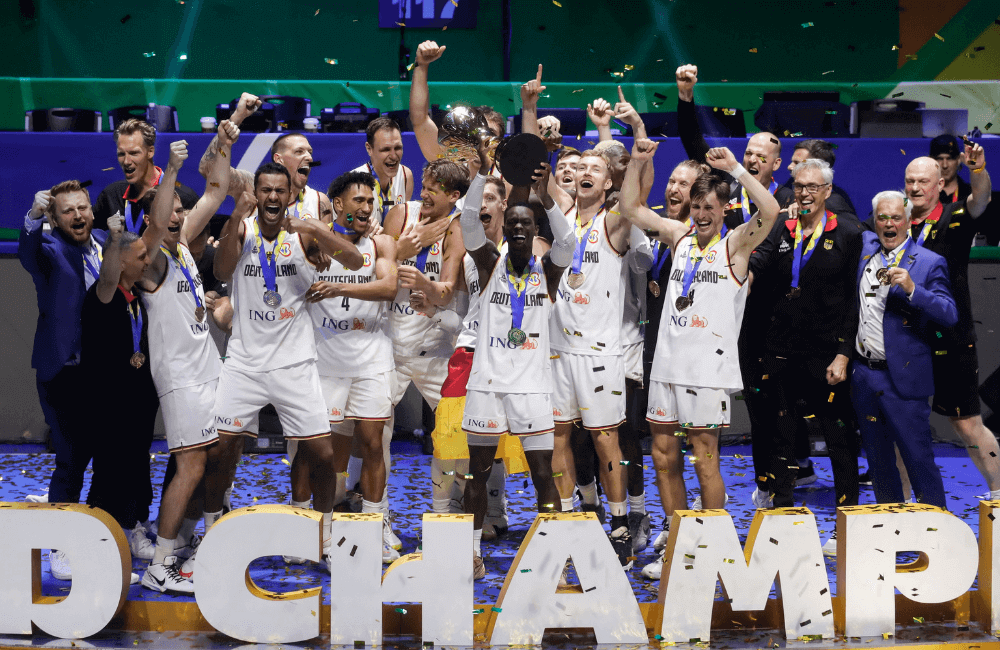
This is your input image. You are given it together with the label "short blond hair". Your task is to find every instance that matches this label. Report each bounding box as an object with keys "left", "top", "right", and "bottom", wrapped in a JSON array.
[
  {"left": 46, "top": 180, "right": 91, "bottom": 219},
  {"left": 114, "top": 118, "right": 156, "bottom": 149}
]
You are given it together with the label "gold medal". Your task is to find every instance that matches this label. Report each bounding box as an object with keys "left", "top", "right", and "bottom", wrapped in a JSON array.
[
  {"left": 648, "top": 280, "right": 661, "bottom": 298},
  {"left": 195, "top": 306, "right": 206, "bottom": 322},
  {"left": 876, "top": 268, "right": 890, "bottom": 285},
  {"left": 130, "top": 352, "right": 146, "bottom": 369},
  {"left": 567, "top": 272, "right": 585, "bottom": 289}
]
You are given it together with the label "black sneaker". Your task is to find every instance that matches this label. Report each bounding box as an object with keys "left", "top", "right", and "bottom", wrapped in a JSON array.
[
  {"left": 795, "top": 462, "right": 818, "bottom": 487},
  {"left": 859, "top": 470, "right": 872, "bottom": 486},
  {"left": 609, "top": 526, "right": 633, "bottom": 570},
  {"left": 581, "top": 502, "right": 606, "bottom": 525}
]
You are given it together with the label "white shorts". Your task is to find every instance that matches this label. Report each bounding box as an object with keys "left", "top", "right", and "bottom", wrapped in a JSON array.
[
  {"left": 468, "top": 430, "right": 554, "bottom": 452},
  {"left": 646, "top": 380, "right": 730, "bottom": 429},
  {"left": 160, "top": 379, "right": 220, "bottom": 451},
  {"left": 551, "top": 352, "right": 626, "bottom": 430},
  {"left": 320, "top": 372, "right": 394, "bottom": 424},
  {"left": 623, "top": 341, "right": 644, "bottom": 384},
  {"left": 391, "top": 354, "right": 449, "bottom": 409},
  {"left": 462, "top": 390, "right": 555, "bottom": 438},
  {"left": 214, "top": 359, "right": 330, "bottom": 440}
]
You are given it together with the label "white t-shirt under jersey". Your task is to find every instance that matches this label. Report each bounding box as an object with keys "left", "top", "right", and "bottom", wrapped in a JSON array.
[
  {"left": 650, "top": 230, "right": 748, "bottom": 392},
  {"left": 308, "top": 235, "right": 393, "bottom": 378},
  {"left": 467, "top": 255, "right": 552, "bottom": 394},
  {"left": 388, "top": 201, "right": 457, "bottom": 359},
  {"left": 550, "top": 209, "right": 625, "bottom": 356},
  {"left": 143, "top": 242, "right": 221, "bottom": 396},
  {"left": 226, "top": 216, "right": 317, "bottom": 373}
]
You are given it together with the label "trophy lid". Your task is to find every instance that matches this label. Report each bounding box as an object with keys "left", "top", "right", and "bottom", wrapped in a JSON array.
[{"left": 495, "top": 133, "right": 548, "bottom": 187}]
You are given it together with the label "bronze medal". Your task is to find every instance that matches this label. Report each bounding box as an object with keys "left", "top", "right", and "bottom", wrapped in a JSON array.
[
  {"left": 195, "top": 306, "right": 206, "bottom": 322},
  {"left": 648, "top": 280, "right": 661, "bottom": 298},
  {"left": 876, "top": 268, "right": 890, "bottom": 285},
  {"left": 787, "top": 286, "right": 802, "bottom": 299},
  {"left": 675, "top": 295, "right": 692, "bottom": 311},
  {"left": 130, "top": 352, "right": 146, "bottom": 369},
  {"left": 567, "top": 272, "right": 585, "bottom": 289}
]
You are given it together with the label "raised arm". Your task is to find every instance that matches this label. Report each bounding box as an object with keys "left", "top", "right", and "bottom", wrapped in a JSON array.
[
  {"left": 290, "top": 217, "right": 363, "bottom": 271},
  {"left": 181, "top": 121, "right": 237, "bottom": 246},
  {"left": 142, "top": 140, "right": 188, "bottom": 254},
  {"left": 213, "top": 191, "right": 254, "bottom": 283},
  {"left": 676, "top": 64, "right": 709, "bottom": 163},
  {"left": 198, "top": 92, "right": 259, "bottom": 198},
  {"left": 409, "top": 41, "right": 447, "bottom": 163},
  {"left": 461, "top": 149, "right": 501, "bottom": 288},
  {"left": 96, "top": 229, "right": 125, "bottom": 304},
  {"left": 587, "top": 97, "right": 614, "bottom": 143},
  {"left": 520, "top": 64, "right": 545, "bottom": 137},
  {"left": 965, "top": 141, "right": 992, "bottom": 219},
  {"left": 18, "top": 190, "right": 53, "bottom": 276},
  {"left": 619, "top": 139, "right": 688, "bottom": 246},
  {"left": 614, "top": 86, "right": 648, "bottom": 141},
  {"left": 721, "top": 147, "right": 780, "bottom": 260}
]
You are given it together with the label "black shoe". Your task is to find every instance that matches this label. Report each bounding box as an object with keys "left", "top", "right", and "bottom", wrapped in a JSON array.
[
  {"left": 859, "top": 470, "right": 872, "bottom": 486},
  {"left": 581, "top": 502, "right": 606, "bottom": 525},
  {"left": 795, "top": 462, "right": 818, "bottom": 487},
  {"left": 609, "top": 526, "right": 633, "bottom": 570}
]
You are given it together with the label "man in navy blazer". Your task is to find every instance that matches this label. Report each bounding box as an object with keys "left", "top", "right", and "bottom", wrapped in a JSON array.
[
  {"left": 19, "top": 180, "right": 109, "bottom": 514},
  {"left": 853, "top": 191, "right": 958, "bottom": 508}
]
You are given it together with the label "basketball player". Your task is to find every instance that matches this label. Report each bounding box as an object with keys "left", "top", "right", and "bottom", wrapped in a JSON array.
[
  {"left": 202, "top": 162, "right": 363, "bottom": 575},
  {"left": 352, "top": 117, "right": 414, "bottom": 223},
  {"left": 133, "top": 122, "right": 237, "bottom": 593},
  {"left": 300, "top": 171, "right": 399, "bottom": 562},
  {"left": 618, "top": 139, "right": 780, "bottom": 580}
]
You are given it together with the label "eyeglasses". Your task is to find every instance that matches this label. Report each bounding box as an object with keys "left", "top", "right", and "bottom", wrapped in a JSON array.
[
  {"left": 875, "top": 213, "right": 907, "bottom": 225},
  {"left": 792, "top": 183, "right": 830, "bottom": 195}
]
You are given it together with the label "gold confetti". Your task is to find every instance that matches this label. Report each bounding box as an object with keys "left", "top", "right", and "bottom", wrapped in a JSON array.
[
  {"left": 102, "top": 167, "right": 115, "bottom": 171},
  {"left": 933, "top": 33, "right": 944, "bottom": 42},
  {"left": 552, "top": 0, "right": 561, "bottom": 5},
  {"left": 396, "top": 21, "right": 405, "bottom": 26},
  {"left": 325, "top": 58, "right": 338, "bottom": 65},
  {"left": 281, "top": 457, "right": 291, "bottom": 465},
  {"left": 905, "top": 54, "right": 918, "bottom": 61},
  {"left": 624, "top": 64, "right": 634, "bottom": 71},
  {"left": 572, "top": 89, "right": 584, "bottom": 93},
  {"left": 210, "top": 182, "right": 220, "bottom": 188},
  {"left": 891, "top": 44, "right": 900, "bottom": 51},
  {"left": 314, "top": 8, "right": 320, "bottom": 15},
  {"left": 749, "top": 48, "right": 758, "bottom": 53},
  {"left": 900, "top": 149, "right": 906, "bottom": 155}
]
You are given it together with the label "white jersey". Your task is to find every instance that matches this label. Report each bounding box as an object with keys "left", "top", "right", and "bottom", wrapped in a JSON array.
[
  {"left": 251, "top": 185, "right": 323, "bottom": 222},
  {"left": 227, "top": 217, "right": 317, "bottom": 373},
  {"left": 468, "top": 255, "right": 552, "bottom": 393},
  {"left": 143, "top": 243, "right": 221, "bottom": 396},
  {"left": 309, "top": 236, "right": 393, "bottom": 378},
  {"left": 550, "top": 209, "right": 625, "bottom": 356},
  {"left": 388, "top": 202, "right": 457, "bottom": 359},
  {"left": 353, "top": 162, "right": 406, "bottom": 223},
  {"left": 650, "top": 231, "right": 748, "bottom": 391},
  {"left": 455, "top": 241, "right": 507, "bottom": 350},
  {"left": 621, "top": 248, "right": 647, "bottom": 346}
]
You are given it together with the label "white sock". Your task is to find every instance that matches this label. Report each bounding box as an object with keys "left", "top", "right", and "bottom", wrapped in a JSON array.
[
  {"left": 990, "top": 489, "right": 1000, "bottom": 500},
  {"left": 204, "top": 509, "right": 223, "bottom": 531},
  {"left": 346, "top": 455, "right": 363, "bottom": 490},
  {"left": 797, "top": 458, "right": 810, "bottom": 468},
  {"left": 608, "top": 500, "right": 627, "bottom": 517},
  {"left": 382, "top": 485, "right": 389, "bottom": 503},
  {"left": 290, "top": 499, "right": 311, "bottom": 509},
  {"left": 578, "top": 480, "right": 599, "bottom": 505},
  {"left": 432, "top": 498, "right": 450, "bottom": 514},
  {"left": 560, "top": 497, "right": 574, "bottom": 512},
  {"left": 380, "top": 493, "right": 390, "bottom": 513},
  {"left": 473, "top": 528, "right": 482, "bottom": 557},
  {"left": 361, "top": 499, "right": 380, "bottom": 514},
  {"left": 178, "top": 518, "right": 198, "bottom": 545},
  {"left": 628, "top": 493, "right": 645, "bottom": 514},
  {"left": 321, "top": 511, "right": 333, "bottom": 548},
  {"left": 153, "top": 536, "right": 176, "bottom": 565}
]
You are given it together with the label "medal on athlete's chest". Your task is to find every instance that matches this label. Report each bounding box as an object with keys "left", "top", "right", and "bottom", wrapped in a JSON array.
[{"left": 567, "top": 271, "right": 585, "bottom": 289}]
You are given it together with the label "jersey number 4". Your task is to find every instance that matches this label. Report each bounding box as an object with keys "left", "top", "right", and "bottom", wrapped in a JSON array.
[{"left": 341, "top": 297, "right": 350, "bottom": 311}]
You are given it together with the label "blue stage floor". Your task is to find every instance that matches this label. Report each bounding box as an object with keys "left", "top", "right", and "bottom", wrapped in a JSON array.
[{"left": 0, "top": 440, "right": 989, "bottom": 606}]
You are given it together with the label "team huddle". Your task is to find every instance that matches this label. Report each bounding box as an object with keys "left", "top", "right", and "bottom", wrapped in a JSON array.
[{"left": 19, "top": 41, "right": 995, "bottom": 595}]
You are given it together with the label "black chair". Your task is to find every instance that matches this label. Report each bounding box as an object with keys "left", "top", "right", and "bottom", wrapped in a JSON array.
[
  {"left": 216, "top": 101, "right": 274, "bottom": 133},
  {"left": 259, "top": 96, "right": 311, "bottom": 131},
  {"left": 320, "top": 103, "right": 380, "bottom": 133},
  {"left": 508, "top": 108, "right": 587, "bottom": 136},
  {"left": 754, "top": 92, "right": 850, "bottom": 138},
  {"left": 108, "top": 104, "right": 179, "bottom": 133},
  {"left": 386, "top": 104, "right": 449, "bottom": 132},
  {"left": 25, "top": 108, "right": 102, "bottom": 132},
  {"left": 614, "top": 112, "right": 678, "bottom": 138}
]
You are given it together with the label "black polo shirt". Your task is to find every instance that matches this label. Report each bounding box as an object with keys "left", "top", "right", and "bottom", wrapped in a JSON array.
[
  {"left": 80, "top": 283, "right": 155, "bottom": 393},
  {"left": 752, "top": 212, "right": 863, "bottom": 359},
  {"left": 724, "top": 184, "right": 796, "bottom": 233},
  {"left": 643, "top": 236, "right": 675, "bottom": 367},
  {"left": 93, "top": 167, "right": 199, "bottom": 233},
  {"left": 939, "top": 175, "right": 972, "bottom": 206}
]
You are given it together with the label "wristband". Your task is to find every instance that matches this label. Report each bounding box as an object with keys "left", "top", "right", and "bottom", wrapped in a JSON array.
[{"left": 730, "top": 164, "right": 748, "bottom": 180}]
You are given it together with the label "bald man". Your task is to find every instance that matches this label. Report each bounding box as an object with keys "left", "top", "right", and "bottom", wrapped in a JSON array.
[
  {"left": 675, "top": 65, "right": 794, "bottom": 232},
  {"left": 864, "top": 145, "right": 996, "bottom": 497}
]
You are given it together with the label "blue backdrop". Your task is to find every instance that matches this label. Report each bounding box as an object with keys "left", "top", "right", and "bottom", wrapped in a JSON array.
[{"left": 3, "top": 132, "right": 998, "bottom": 253}]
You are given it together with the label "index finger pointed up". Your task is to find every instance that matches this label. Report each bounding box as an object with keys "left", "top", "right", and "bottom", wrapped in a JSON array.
[
  {"left": 618, "top": 85, "right": 626, "bottom": 103},
  {"left": 536, "top": 64, "right": 543, "bottom": 84}
]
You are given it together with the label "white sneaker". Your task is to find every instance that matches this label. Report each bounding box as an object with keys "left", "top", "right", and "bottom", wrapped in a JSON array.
[
  {"left": 129, "top": 524, "right": 155, "bottom": 560},
  {"left": 283, "top": 553, "right": 307, "bottom": 564},
  {"left": 222, "top": 484, "right": 233, "bottom": 514},
  {"left": 26, "top": 492, "right": 49, "bottom": 503},
  {"left": 652, "top": 529, "right": 670, "bottom": 552},
  {"left": 131, "top": 572, "right": 139, "bottom": 585},
  {"left": 174, "top": 534, "right": 201, "bottom": 561},
  {"left": 641, "top": 549, "right": 665, "bottom": 580},
  {"left": 482, "top": 491, "right": 509, "bottom": 541},
  {"left": 822, "top": 530, "right": 837, "bottom": 557},
  {"left": 383, "top": 540, "right": 400, "bottom": 564},
  {"left": 384, "top": 512, "right": 403, "bottom": 551},
  {"left": 180, "top": 550, "right": 196, "bottom": 579},
  {"left": 49, "top": 550, "right": 71, "bottom": 580},
  {"left": 690, "top": 492, "right": 731, "bottom": 510},
  {"left": 142, "top": 556, "right": 195, "bottom": 594},
  {"left": 751, "top": 488, "right": 774, "bottom": 510}
]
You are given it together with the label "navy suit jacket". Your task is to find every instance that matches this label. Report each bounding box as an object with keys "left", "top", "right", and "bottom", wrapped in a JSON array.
[
  {"left": 857, "top": 231, "right": 958, "bottom": 400},
  {"left": 18, "top": 217, "right": 109, "bottom": 382}
]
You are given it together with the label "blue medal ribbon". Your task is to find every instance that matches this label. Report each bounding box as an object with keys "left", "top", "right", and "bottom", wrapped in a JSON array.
[
  {"left": 651, "top": 241, "right": 670, "bottom": 279},
  {"left": 82, "top": 242, "right": 103, "bottom": 283},
  {"left": 332, "top": 222, "right": 357, "bottom": 236},
  {"left": 505, "top": 255, "right": 535, "bottom": 331},
  {"left": 123, "top": 202, "right": 143, "bottom": 234},
  {"left": 740, "top": 179, "right": 779, "bottom": 223},
  {"left": 789, "top": 211, "right": 829, "bottom": 290},
  {"left": 879, "top": 236, "right": 911, "bottom": 272},
  {"left": 253, "top": 218, "right": 287, "bottom": 297},
  {"left": 161, "top": 245, "right": 203, "bottom": 309},
  {"left": 570, "top": 206, "right": 604, "bottom": 274},
  {"left": 128, "top": 300, "right": 143, "bottom": 356}
]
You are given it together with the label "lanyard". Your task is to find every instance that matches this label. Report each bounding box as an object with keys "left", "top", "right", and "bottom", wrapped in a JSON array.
[
  {"left": 651, "top": 241, "right": 671, "bottom": 279},
  {"left": 122, "top": 167, "right": 163, "bottom": 233},
  {"left": 740, "top": 179, "right": 778, "bottom": 222},
  {"left": 412, "top": 206, "right": 457, "bottom": 273},
  {"left": 879, "top": 237, "right": 910, "bottom": 270},
  {"left": 287, "top": 189, "right": 308, "bottom": 220},
  {"left": 681, "top": 231, "right": 721, "bottom": 298},
  {"left": 332, "top": 222, "right": 357, "bottom": 236},
  {"left": 82, "top": 240, "right": 103, "bottom": 282},
  {"left": 127, "top": 299, "right": 143, "bottom": 356},
  {"left": 789, "top": 211, "right": 828, "bottom": 289},
  {"left": 505, "top": 254, "right": 535, "bottom": 331},
  {"left": 367, "top": 162, "right": 391, "bottom": 214},
  {"left": 571, "top": 205, "right": 605, "bottom": 274},
  {"left": 253, "top": 218, "right": 288, "bottom": 295},
  {"left": 913, "top": 202, "right": 944, "bottom": 246},
  {"left": 160, "top": 244, "right": 203, "bottom": 309}
]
